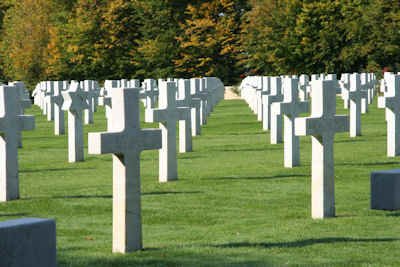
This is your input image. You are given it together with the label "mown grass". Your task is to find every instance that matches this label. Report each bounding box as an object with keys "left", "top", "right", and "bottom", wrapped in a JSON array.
[{"left": 1, "top": 96, "right": 400, "bottom": 266}]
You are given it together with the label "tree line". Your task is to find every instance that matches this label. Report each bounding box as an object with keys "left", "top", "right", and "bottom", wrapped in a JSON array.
[{"left": 0, "top": 0, "right": 399, "bottom": 89}]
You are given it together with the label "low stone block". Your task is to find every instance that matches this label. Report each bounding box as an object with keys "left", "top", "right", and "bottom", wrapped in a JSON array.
[
  {"left": 0, "top": 218, "right": 56, "bottom": 267},
  {"left": 371, "top": 169, "right": 400, "bottom": 210}
]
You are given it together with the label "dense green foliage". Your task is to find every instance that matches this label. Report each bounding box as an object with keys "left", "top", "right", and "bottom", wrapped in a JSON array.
[
  {"left": 0, "top": 0, "right": 400, "bottom": 86},
  {"left": 1, "top": 98, "right": 400, "bottom": 266}
]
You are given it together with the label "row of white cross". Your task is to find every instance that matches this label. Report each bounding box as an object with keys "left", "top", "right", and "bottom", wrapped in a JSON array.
[
  {"left": 2, "top": 72, "right": 399, "bottom": 254},
  {"left": 1, "top": 77, "right": 224, "bottom": 253},
  {"left": 239, "top": 72, "right": 400, "bottom": 220}
]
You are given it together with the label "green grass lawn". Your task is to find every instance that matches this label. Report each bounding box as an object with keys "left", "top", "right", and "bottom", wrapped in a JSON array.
[{"left": 1, "top": 97, "right": 400, "bottom": 266}]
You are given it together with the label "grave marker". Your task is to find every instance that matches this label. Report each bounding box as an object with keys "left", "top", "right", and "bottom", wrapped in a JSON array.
[
  {"left": 379, "top": 74, "right": 400, "bottom": 157},
  {"left": 0, "top": 85, "right": 35, "bottom": 201},
  {"left": 272, "top": 78, "right": 308, "bottom": 167},
  {"left": 89, "top": 87, "right": 161, "bottom": 253},
  {"left": 295, "top": 80, "right": 349, "bottom": 218},
  {"left": 52, "top": 81, "right": 65, "bottom": 135},
  {"left": 62, "top": 81, "right": 89, "bottom": 163},
  {"left": 145, "top": 82, "right": 190, "bottom": 182}
]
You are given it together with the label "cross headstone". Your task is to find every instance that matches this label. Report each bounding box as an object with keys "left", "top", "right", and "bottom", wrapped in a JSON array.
[
  {"left": 176, "top": 79, "right": 194, "bottom": 152},
  {"left": 0, "top": 86, "right": 35, "bottom": 201},
  {"left": 259, "top": 77, "right": 271, "bottom": 123},
  {"left": 295, "top": 80, "right": 349, "bottom": 218},
  {"left": 88, "top": 87, "right": 161, "bottom": 253},
  {"left": 9, "top": 82, "right": 32, "bottom": 148},
  {"left": 254, "top": 76, "right": 264, "bottom": 121},
  {"left": 62, "top": 81, "right": 89, "bottom": 163},
  {"left": 272, "top": 78, "right": 308, "bottom": 167},
  {"left": 83, "top": 80, "right": 95, "bottom": 125},
  {"left": 345, "top": 73, "right": 367, "bottom": 137},
  {"left": 45, "top": 81, "right": 54, "bottom": 121},
  {"left": 340, "top": 73, "right": 350, "bottom": 109},
  {"left": 142, "top": 79, "right": 158, "bottom": 109},
  {"left": 189, "top": 79, "right": 202, "bottom": 136},
  {"left": 299, "top": 74, "right": 310, "bottom": 101},
  {"left": 145, "top": 81, "right": 191, "bottom": 182},
  {"left": 262, "top": 77, "right": 283, "bottom": 132},
  {"left": 191, "top": 78, "right": 209, "bottom": 127},
  {"left": 379, "top": 74, "right": 400, "bottom": 157},
  {"left": 52, "top": 81, "right": 65, "bottom": 135}
]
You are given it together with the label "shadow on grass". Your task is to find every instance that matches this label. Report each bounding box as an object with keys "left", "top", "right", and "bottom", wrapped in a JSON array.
[
  {"left": 51, "top": 191, "right": 202, "bottom": 199},
  {"left": 57, "top": 251, "right": 270, "bottom": 267},
  {"left": 386, "top": 211, "right": 400, "bottom": 217},
  {"left": 205, "top": 174, "right": 307, "bottom": 181},
  {"left": 213, "top": 237, "right": 400, "bottom": 249},
  {"left": 337, "top": 161, "right": 400, "bottom": 167},
  {"left": 143, "top": 191, "right": 202, "bottom": 196},
  {"left": 0, "top": 213, "right": 28, "bottom": 217},
  {"left": 203, "top": 146, "right": 276, "bottom": 153},
  {"left": 178, "top": 155, "right": 206, "bottom": 160},
  {"left": 336, "top": 139, "right": 368, "bottom": 143},
  {"left": 20, "top": 167, "right": 95, "bottom": 173}
]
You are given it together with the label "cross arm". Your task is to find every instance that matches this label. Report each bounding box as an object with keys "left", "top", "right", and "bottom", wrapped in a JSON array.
[
  {"left": 190, "top": 98, "right": 201, "bottom": 108},
  {"left": 177, "top": 107, "right": 191, "bottom": 121},
  {"left": 295, "top": 116, "right": 320, "bottom": 137},
  {"left": 88, "top": 132, "right": 124, "bottom": 155},
  {"left": 139, "top": 129, "right": 162, "bottom": 151},
  {"left": 271, "top": 102, "right": 282, "bottom": 116},
  {"left": 334, "top": 115, "right": 349, "bottom": 133},
  {"left": 145, "top": 108, "right": 166, "bottom": 123}
]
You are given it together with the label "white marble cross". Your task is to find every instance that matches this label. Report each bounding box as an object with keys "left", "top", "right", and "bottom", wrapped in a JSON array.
[
  {"left": 45, "top": 81, "right": 54, "bottom": 121},
  {"left": 295, "top": 80, "right": 349, "bottom": 219},
  {"left": 0, "top": 85, "right": 35, "bottom": 202},
  {"left": 145, "top": 81, "right": 191, "bottom": 182},
  {"left": 175, "top": 79, "right": 193, "bottom": 152},
  {"left": 204, "top": 77, "right": 224, "bottom": 109},
  {"left": 82, "top": 80, "right": 95, "bottom": 125},
  {"left": 142, "top": 79, "right": 158, "bottom": 109},
  {"left": 52, "top": 81, "right": 65, "bottom": 135},
  {"left": 62, "top": 81, "right": 89, "bottom": 163},
  {"left": 272, "top": 78, "right": 308, "bottom": 167},
  {"left": 359, "top": 74, "right": 369, "bottom": 114},
  {"left": 259, "top": 77, "right": 271, "bottom": 123},
  {"left": 88, "top": 87, "right": 161, "bottom": 253},
  {"left": 189, "top": 79, "right": 202, "bottom": 136},
  {"left": 176, "top": 79, "right": 194, "bottom": 151},
  {"left": 254, "top": 76, "right": 264, "bottom": 121},
  {"left": 9, "top": 82, "right": 32, "bottom": 148},
  {"left": 195, "top": 78, "right": 211, "bottom": 125},
  {"left": 299, "top": 75, "right": 309, "bottom": 101},
  {"left": 190, "top": 78, "right": 208, "bottom": 126},
  {"left": 262, "top": 77, "right": 283, "bottom": 132},
  {"left": 344, "top": 73, "right": 367, "bottom": 137},
  {"left": 340, "top": 73, "right": 351, "bottom": 109},
  {"left": 378, "top": 74, "right": 400, "bottom": 157}
]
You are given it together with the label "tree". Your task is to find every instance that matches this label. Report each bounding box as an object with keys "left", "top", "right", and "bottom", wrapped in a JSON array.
[
  {"left": 65, "top": 0, "right": 107, "bottom": 80},
  {"left": 294, "top": 1, "right": 346, "bottom": 74},
  {"left": 176, "top": 0, "right": 248, "bottom": 83},
  {"left": 133, "top": 0, "right": 192, "bottom": 79},
  {"left": 1, "top": 0, "right": 54, "bottom": 86},
  {"left": 0, "top": 0, "right": 13, "bottom": 81}
]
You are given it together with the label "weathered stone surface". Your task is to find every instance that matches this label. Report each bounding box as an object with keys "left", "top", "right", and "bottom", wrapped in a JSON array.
[
  {"left": 0, "top": 218, "right": 56, "bottom": 267},
  {"left": 371, "top": 169, "right": 400, "bottom": 210},
  {"left": 295, "top": 79, "right": 349, "bottom": 219},
  {"left": 89, "top": 87, "right": 161, "bottom": 253},
  {"left": 0, "top": 85, "right": 35, "bottom": 202}
]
